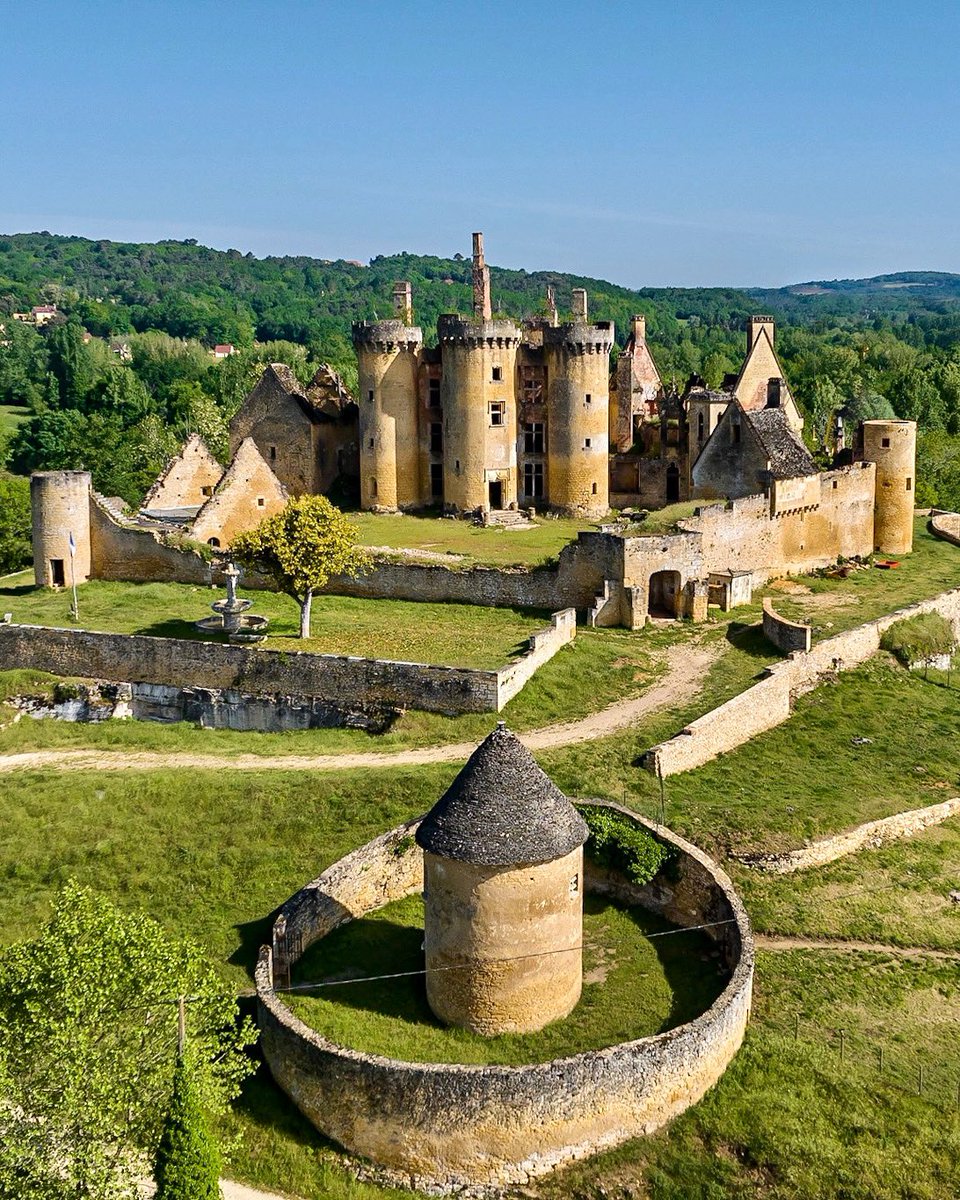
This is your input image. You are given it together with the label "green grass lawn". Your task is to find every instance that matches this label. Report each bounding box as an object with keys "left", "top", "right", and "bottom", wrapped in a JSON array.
[
  {"left": 0, "top": 575, "right": 547, "bottom": 669},
  {"left": 287, "top": 892, "right": 725, "bottom": 1066},
  {"left": 763, "top": 515, "right": 959, "bottom": 639},
  {"left": 349, "top": 510, "right": 596, "bottom": 566},
  {"left": 0, "top": 403, "right": 30, "bottom": 439}
]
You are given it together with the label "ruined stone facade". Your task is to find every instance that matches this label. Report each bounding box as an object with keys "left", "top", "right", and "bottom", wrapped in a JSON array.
[
  {"left": 190, "top": 437, "right": 288, "bottom": 548},
  {"left": 141, "top": 433, "right": 223, "bottom": 514}
]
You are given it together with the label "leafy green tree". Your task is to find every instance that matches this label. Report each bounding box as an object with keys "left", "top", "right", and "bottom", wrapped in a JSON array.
[
  {"left": 0, "top": 881, "right": 255, "bottom": 1200},
  {"left": 0, "top": 319, "right": 47, "bottom": 408},
  {"left": 154, "top": 1057, "right": 221, "bottom": 1200},
  {"left": 233, "top": 495, "right": 370, "bottom": 637},
  {"left": 47, "top": 319, "right": 99, "bottom": 408},
  {"left": 0, "top": 472, "right": 31, "bottom": 574}
]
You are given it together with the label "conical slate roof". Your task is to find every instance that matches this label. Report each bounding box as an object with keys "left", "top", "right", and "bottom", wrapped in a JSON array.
[{"left": 415, "top": 723, "right": 588, "bottom": 867}]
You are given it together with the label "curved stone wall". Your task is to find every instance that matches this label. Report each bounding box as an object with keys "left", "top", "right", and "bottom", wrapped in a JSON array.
[
  {"left": 761, "top": 596, "right": 812, "bottom": 654},
  {"left": 255, "top": 803, "right": 754, "bottom": 1190},
  {"left": 931, "top": 510, "right": 960, "bottom": 548}
]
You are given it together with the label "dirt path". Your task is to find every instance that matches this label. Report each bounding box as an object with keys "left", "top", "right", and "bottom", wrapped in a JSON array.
[
  {"left": 0, "top": 640, "right": 719, "bottom": 776},
  {"left": 221, "top": 1180, "right": 299, "bottom": 1200},
  {"left": 756, "top": 933, "right": 960, "bottom": 960}
]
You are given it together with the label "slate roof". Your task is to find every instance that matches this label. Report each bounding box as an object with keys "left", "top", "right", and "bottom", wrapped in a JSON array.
[
  {"left": 415, "top": 723, "right": 588, "bottom": 867},
  {"left": 743, "top": 408, "right": 817, "bottom": 479}
]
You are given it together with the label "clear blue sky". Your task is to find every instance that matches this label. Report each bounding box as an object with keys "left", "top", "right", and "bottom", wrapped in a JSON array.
[{"left": 1, "top": 0, "right": 958, "bottom": 288}]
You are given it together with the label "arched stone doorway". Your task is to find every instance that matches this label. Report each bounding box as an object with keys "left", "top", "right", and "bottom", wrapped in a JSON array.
[{"left": 648, "top": 570, "right": 681, "bottom": 618}]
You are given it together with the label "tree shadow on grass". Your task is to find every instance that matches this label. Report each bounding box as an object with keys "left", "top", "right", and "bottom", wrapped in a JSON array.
[
  {"left": 230, "top": 910, "right": 281, "bottom": 979},
  {"left": 132, "top": 618, "right": 227, "bottom": 641}
]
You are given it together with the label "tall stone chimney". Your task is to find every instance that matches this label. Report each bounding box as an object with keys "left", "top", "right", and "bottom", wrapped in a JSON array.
[
  {"left": 472, "top": 232, "right": 492, "bottom": 321},
  {"left": 572, "top": 288, "right": 588, "bottom": 322},
  {"left": 546, "top": 284, "right": 558, "bottom": 327},
  {"left": 631, "top": 314, "right": 646, "bottom": 342},
  {"left": 392, "top": 281, "right": 413, "bottom": 325}
]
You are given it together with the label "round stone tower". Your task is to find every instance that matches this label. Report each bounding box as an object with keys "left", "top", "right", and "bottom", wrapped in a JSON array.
[
  {"left": 437, "top": 315, "right": 521, "bottom": 513},
  {"left": 30, "top": 470, "right": 92, "bottom": 588},
  {"left": 861, "top": 419, "right": 917, "bottom": 555},
  {"left": 543, "top": 319, "right": 614, "bottom": 517},
  {"left": 415, "top": 722, "right": 589, "bottom": 1036},
  {"left": 352, "top": 318, "right": 423, "bottom": 511}
]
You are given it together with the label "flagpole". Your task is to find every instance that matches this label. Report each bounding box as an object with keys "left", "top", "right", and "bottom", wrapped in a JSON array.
[{"left": 68, "top": 531, "right": 79, "bottom": 622}]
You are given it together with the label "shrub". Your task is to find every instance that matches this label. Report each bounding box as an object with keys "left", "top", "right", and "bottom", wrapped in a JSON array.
[
  {"left": 879, "top": 612, "right": 955, "bottom": 667},
  {"left": 578, "top": 803, "right": 674, "bottom": 886},
  {"left": 154, "top": 1056, "right": 221, "bottom": 1200}
]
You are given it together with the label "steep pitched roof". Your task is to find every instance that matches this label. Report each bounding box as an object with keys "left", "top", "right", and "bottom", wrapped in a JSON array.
[
  {"left": 742, "top": 407, "right": 817, "bottom": 479},
  {"left": 415, "top": 723, "right": 588, "bottom": 867}
]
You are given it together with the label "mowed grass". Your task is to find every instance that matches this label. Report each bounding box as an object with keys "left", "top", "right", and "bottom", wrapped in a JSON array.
[
  {"left": 0, "top": 403, "right": 30, "bottom": 438},
  {"left": 0, "top": 574, "right": 547, "bottom": 669},
  {"left": 764, "top": 515, "right": 959, "bottom": 639},
  {"left": 537, "top": 950, "right": 960, "bottom": 1200},
  {"left": 287, "top": 892, "right": 725, "bottom": 1065},
  {"left": 348, "top": 510, "right": 596, "bottom": 566}
]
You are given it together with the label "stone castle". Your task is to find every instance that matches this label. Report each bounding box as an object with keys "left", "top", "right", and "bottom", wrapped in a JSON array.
[{"left": 29, "top": 232, "right": 918, "bottom": 629}]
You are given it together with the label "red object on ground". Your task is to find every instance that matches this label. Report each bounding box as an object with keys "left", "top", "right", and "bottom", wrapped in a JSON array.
[{"left": 874, "top": 559, "right": 900, "bottom": 569}]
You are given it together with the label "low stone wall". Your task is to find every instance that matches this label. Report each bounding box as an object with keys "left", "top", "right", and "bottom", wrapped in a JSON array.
[
  {"left": 931, "top": 510, "right": 960, "bottom": 548},
  {"left": 735, "top": 796, "right": 960, "bottom": 874},
  {"left": 645, "top": 586, "right": 960, "bottom": 777},
  {"left": 761, "top": 597, "right": 811, "bottom": 654},
  {"left": 0, "top": 610, "right": 577, "bottom": 723},
  {"left": 256, "top": 803, "right": 754, "bottom": 1190},
  {"left": 496, "top": 607, "right": 576, "bottom": 707}
]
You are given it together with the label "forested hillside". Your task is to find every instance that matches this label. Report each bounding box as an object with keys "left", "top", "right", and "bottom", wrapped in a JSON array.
[{"left": 1, "top": 232, "right": 960, "bottom": 536}]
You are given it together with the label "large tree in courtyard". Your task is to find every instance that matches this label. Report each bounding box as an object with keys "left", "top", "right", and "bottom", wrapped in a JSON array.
[
  {"left": 232, "top": 495, "right": 369, "bottom": 638},
  {"left": 0, "top": 882, "right": 256, "bottom": 1200}
]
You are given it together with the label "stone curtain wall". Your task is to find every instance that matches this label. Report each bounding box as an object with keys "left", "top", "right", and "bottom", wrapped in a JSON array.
[
  {"left": 256, "top": 803, "right": 754, "bottom": 1189},
  {"left": 646, "top": 586, "right": 960, "bottom": 777},
  {"left": 0, "top": 611, "right": 576, "bottom": 720},
  {"left": 761, "top": 597, "right": 812, "bottom": 654},
  {"left": 496, "top": 607, "right": 576, "bottom": 706}
]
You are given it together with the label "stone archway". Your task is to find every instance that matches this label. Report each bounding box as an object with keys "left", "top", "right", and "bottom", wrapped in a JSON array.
[{"left": 648, "top": 570, "right": 681, "bottom": 618}]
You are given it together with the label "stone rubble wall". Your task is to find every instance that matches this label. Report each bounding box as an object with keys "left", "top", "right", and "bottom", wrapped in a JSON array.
[
  {"left": 646, "top": 586, "right": 960, "bottom": 778},
  {"left": 931, "top": 510, "right": 960, "bottom": 548},
  {"left": 761, "top": 597, "right": 812, "bottom": 654},
  {"left": 0, "top": 609, "right": 576, "bottom": 722},
  {"left": 736, "top": 797, "right": 960, "bottom": 874},
  {"left": 256, "top": 803, "right": 754, "bottom": 1190}
]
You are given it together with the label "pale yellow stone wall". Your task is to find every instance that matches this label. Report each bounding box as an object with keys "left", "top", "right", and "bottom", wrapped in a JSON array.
[
  {"left": 190, "top": 438, "right": 288, "bottom": 547},
  {"left": 544, "top": 322, "right": 614, "bottom": 517},
  {"left": 355, "top": 322, "right": 423, "bottom": 511},
  {"left": 732, "top": 324, "right": 803, "bottom": 432},
  {"left": 422, "top": 847, "right": 584, "bottom": 1035},
  {"left": 142, "top": 434, "right": 223, "bottom": 510},
  {"left": 440, "top": 319, "right": 521, "bottom": 512},
  {"left": 30, "top": 471, "right": 92, "bottom": 587},
  {"left": 861, "top": 419, "right": 917, "bottom": 555}
]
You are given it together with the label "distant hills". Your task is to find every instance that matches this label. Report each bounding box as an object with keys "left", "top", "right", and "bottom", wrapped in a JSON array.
[{"left": 1, "top": 233, "right": 959, "bottom": 351}]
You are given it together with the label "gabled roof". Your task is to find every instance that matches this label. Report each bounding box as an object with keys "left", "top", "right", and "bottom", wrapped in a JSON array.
[
  {"left": 415, "top": 723, "right": 588, "bottom": 867},
  {"left": 742, "top": 407, "right": 817, "bottom": 479}
]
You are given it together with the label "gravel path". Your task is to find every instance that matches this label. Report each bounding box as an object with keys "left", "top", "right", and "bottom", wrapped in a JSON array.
[{"left": 0, "top": 640, "right": 719, "bottom": 776}]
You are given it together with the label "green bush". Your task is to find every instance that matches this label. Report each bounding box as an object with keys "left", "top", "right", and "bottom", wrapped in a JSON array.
[
  {"left": 879, "top": 612, "right": 955, "bottom": 666},
  {"left": 154, "top": 1056, "right": 221, "bottom": 1200},
  {"left": 578, "top": 803, "right": 674, "bottom": 886}
]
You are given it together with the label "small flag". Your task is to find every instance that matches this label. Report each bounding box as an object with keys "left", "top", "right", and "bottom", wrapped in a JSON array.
[{"left": 68, "top": 531, "right": 76, "bottom": 558}]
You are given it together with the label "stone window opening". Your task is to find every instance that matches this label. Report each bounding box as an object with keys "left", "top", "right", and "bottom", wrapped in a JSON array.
[
  {"left": 492, "top": 366, "right": 502, "bottom": 382},
  {"left": 832, "top": 480, "right": 838, "bottom": 490},
  {"left": 257, "top": 497, "right": 265, "bottom": 507},
  {"left": 732, "top": 422, "right": 741, "bottom": 445},
  {"left": 569, "top": 873, "right": 579, "bottom": 897},
  {"left": 367, "top": 389, "right": 374, "bottom": 402},
  {"left": 208, "top": 537, "right": 220, "bottom": 548},
  {"left": 430, "top": 422, "right": 443, "bottom": 453},
  {"left": 584, "top": 437, "right": 592, "bottom": 449},
  {"left": 489, "top": 401, "right": 506, "bottom": 427},
  {"left": 524, "top": 422, "right": 545, "bottom": 454},
  {"left": 454, "top": 459, "right": 460, "bottom": 474},
  {"left": 368, "top": 438, "right": 374, "bottom": 449},
  {"left": 881, "top": 437, "right": 890, "bottom": 448},
  {"left": 269, "top": 445, "right": 277, "bottom": 461},
  {"left": 523, "top": 460, "right": 544, "bottom": 498},
  {"left": 428, "top": 378, "right": 441, "bottom": 407},
  {"left": 201, "top": 485, "right": 213, "bottom": 498},
  {"left": 592, "top": 481, "right": 598, "bottom": 495},
  {"left": 585, "top": 393, "right": 592, "bottom": 405},
  {"left": 371, "top": 478, "right": 378, "bottom": 497},
  {"left": 697, "top": 412, "right": 704, "bottom": 442},
  {"left": 906, "top": 477, "right": 912, "bottom": 491}
]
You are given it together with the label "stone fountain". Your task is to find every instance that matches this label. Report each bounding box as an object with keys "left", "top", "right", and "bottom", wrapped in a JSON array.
[{"left": 195, "top": 562, "right": 269, "bottom": 642}]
